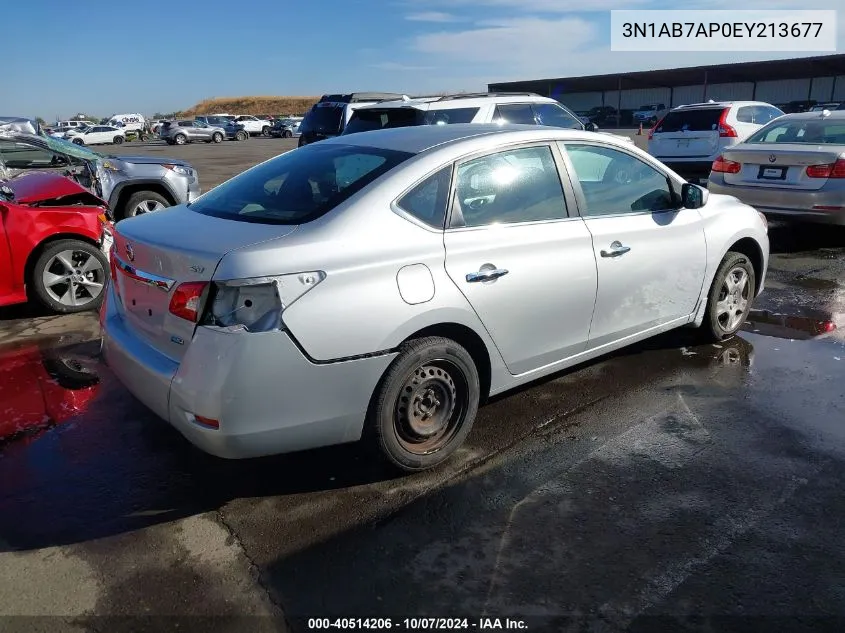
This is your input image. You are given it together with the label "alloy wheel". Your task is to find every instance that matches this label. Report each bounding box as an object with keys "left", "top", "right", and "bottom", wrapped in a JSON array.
[
  {"left": 716, "top": 266, "right": 750, "bottom": 332},
  {"left": 41, "top": 250, "right": 105, "bottom": 308}
]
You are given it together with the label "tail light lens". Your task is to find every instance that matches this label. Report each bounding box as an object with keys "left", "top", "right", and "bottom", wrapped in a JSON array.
[
  {"left": 712, "top": 155, "right": 741, "bottom": 174},
  {"left": 169, "top": 282, "right": 209, "bottom": 322},
  {"left": 806, "top": 159, "right": 845, "bottom": 179},
  {"left": 718, "top": 108, "right": 737, "bottom": 137},
  {"left": 202, "top": 272, "right": 325, "bottom": 332}
]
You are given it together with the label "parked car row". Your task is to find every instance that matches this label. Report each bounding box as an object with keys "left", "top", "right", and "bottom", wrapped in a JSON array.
[{"left": 646, "top": 99, "right": 845, "bottom": 226}]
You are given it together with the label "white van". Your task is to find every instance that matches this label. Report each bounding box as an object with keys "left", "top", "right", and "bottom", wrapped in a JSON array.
[{"left": 107, "top": 113, "right": 146, "bottom": 132}]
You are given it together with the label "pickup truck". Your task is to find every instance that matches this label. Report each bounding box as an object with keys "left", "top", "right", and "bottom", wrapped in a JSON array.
[
  {"left": 233, "top": 115, "right": 272, "bottom": 136},
  {"left": 632, "top": 103, "right": 668, "bottom": 125}
]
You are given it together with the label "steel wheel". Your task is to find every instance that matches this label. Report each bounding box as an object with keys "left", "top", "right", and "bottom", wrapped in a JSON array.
[
  {"left": 715, "top": 266, "right": 750, "bottom": 332},
  {"left": 393, "top": 359, "right": 469, "bottom": 456},
  {"left": 41, "top": 249, "right": 105, "bottom": 308},
  {"left": 133, "top": 199, "right": 166, "bottom": 215}
]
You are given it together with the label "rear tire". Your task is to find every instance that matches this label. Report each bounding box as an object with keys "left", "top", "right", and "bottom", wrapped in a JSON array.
[
  {"left": 700, "top": 251, "right": 756, "bottom": 342},
  {"left": 236, "top": 130, "right": 248, "bottom": 141},
  {"left": 113, "top": 135, "right": 124, "bottom": 145},
  {"left": 369, "top": 336, "right": 480, "bottom": 472},
  {"left": 283, "top": 130, "right": 292, "bottom": 138},
  {"left": 261, "top": 125, "right": 271, "bottom": 136},
  {"left": 72, "top": 138, "right": 84, "bottom": 145},
  {"left": 174, "top": 134, "right": 187, "bottom": 145}
]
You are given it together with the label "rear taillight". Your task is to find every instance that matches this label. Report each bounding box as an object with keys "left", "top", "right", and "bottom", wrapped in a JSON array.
[
  {"left": 169, "top": 282, "right": 209, "bottom": 322},
  {"left": 647, "top": 116, "right": 665, "bottom": 141},
  {"left": 712, "top": 155, "right": 741, "bottom": 174},
  {"left": 806, "top": 159, "right": 845, "bottom": 179},
  {"left": 718, "top": 109, "right": 737, "bottom": 138}
]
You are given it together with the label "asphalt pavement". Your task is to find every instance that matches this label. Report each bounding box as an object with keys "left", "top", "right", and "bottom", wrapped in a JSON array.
[{"left": 0, "top": 135, "right": 844, "bottom": 633}]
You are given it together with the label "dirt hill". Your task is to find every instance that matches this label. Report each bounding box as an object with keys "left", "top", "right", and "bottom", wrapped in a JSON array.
[{"left": 182, "top": 96, "right": 320, "bottom": 116}]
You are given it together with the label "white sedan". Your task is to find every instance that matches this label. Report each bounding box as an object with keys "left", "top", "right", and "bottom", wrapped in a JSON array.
[{"left": 66, "top": 125, "right": 125, "bottom": 146}]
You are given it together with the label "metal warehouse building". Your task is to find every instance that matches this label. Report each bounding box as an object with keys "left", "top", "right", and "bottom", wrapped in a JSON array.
[{"left": 489, "top": 54, "right": 845, "bottom": 115}]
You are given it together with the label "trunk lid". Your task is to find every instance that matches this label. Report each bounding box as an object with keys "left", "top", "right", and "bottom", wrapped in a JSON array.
[
  {"left": 649, "top": 108, "right": 725, "bottom": 158},
  {"left": 112, "top": 206, "right": 298, "bottom": 361},
  {"left": 721, "top": 144, "right": 845, "bottom": 191}
]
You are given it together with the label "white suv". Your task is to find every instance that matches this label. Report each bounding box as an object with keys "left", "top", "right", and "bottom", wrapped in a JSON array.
[
  {"left": 648, "top": 101, "right": 784, "bottom": 183},
  {"left": 341, "top": 92, "right": 616, "bottom": 137}
]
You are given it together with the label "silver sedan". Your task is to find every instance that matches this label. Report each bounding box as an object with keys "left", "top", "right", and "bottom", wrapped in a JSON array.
[
  {"left": 101, "top": 125, "right": 769, "bottom": 471},
  {"left": 708, "top": 109, "right": 845, "bottom": 225}
]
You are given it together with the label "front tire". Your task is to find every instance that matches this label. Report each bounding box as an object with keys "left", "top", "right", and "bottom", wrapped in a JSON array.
[
  {"left": 31, "top": 240, "right": 108, "bottom": 314},
  {"left": 236, "top": 130, "right": 248, "bottom": 141},
  {"left": 700, "top": 251, "right": 756, "bottom": 342},
  {"left": 261, "top": 125, "right": 271, "bottom": 136},
  {"left": 113, "top": 136, "right": 124, "bottom": 145},
  {"left": 122, "top": 190, "right": 169, "bottom": 219},
  {"left": 72, "top": 138, "right": 84, "bottom": 145},
  {"left": 283, "top": 130, "right": 292, "bottom": 138},
  {"left": 369, "top": 337, "right": 480, "bottom": 472},
  {"left": 212, "top": 132, "right": 223, "bottom": 143}
]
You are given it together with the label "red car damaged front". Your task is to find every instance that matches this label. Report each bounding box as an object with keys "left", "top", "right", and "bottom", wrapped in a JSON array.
[{"left": 0, "top": 172, "right": 114, "bottom": 313}]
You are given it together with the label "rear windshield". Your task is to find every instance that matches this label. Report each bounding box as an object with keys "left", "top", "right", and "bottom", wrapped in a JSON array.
[
  {"left": 300, "top": 105, "right": 344, "bottom": 135},
  {"left": 188, "top": 143, "right": 413, "bottom": 224},
  {"left": 746, "top": 120, "right": 845, "bottom": 144},
  {"left": 655, "top": 108, "right": 725, "bottom": 133}
]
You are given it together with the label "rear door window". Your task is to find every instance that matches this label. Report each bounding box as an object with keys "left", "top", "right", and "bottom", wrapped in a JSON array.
[
  {"left": 494, "top": 104, "right": 536, "bottom": 125},
  {"left": 654, "top": 108, "right": 725, "bottom": 133},
  {"left": 344, "top": 108, "right": 424, "bottom": 135},
  {"left": 424, "top": 107, "right": 480, "bottom": 124},
  {"left": 396, "top": 166, "right": 452, "bottom": 228}
]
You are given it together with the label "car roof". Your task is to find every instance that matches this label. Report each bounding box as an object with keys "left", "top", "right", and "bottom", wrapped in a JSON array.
[
  {"left": 672, "top": 101, "right": 777, "bottom": 111},
  {"left": 354, "top": 93, "right": 557, "bottom": 111},
  {"left": 773, "top": 110, "right": 845, "bottom": 121},
  {"left": 318, "top": 123, "right": 600, "bottom": 154}
]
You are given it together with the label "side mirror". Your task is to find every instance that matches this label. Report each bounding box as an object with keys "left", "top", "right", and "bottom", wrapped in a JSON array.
[
  {"left": 586, "top": 122, "right": 599, "bottom": 132},
  {"left": 682, "top": 182, "right": 709, "bottom": 209}
]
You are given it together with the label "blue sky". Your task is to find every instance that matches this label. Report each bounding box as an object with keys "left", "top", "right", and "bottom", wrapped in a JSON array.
[{"left": 5, "top": 0, "right": 841, "bottom": 119}]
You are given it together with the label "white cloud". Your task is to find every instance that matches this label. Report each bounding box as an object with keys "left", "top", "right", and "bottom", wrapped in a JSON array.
[
  {"left": 406, "top": 11, "right": 461, "bottom": 22},
  {"left": 412, "top": 17, "right": 597, "bottom": 72}
]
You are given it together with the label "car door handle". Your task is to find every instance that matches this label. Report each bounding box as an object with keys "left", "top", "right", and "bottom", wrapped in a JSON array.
[
  {"left": 600, "top": 241, "right": 631, "bottom": 258},
  {"left": 466, "top": 268, "right": 509, "bottom": 283}
]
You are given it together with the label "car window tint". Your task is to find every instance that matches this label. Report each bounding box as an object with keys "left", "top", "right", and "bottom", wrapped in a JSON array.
[
  {"left": 655, "top": 108, "right": 724, "bottom": 133},
  {"left": 0, "top": 141, "right": 62, "bottom": 169},
  {"left": 452, "top": 145, "right": 566, "bottom": 228},
  {"left": 747, "top": 120, "right": 845, "bottom": 144},
  {"left": 424, "top": 107, "right": 480, "bottom": 124},
  {"left": 190, "top": 143, "right": 412, "bottom": 225},
  {"left": 493, "top": 104, "right": 536, "bottom": 125},
  {"left": 396, "top": 166, "right": 452, "bottom": 228},
  {"left": 754, "top": 106, "right": 783, "bottom": 125},
  {"left": 532, "top": 103, "right": 583, "bottom": 130},
  {"left": 736, "top": 107, "right": 754, "bottom": 123},
  {"left": 562, "top": 143, "right": 676, "bottom": 216}
]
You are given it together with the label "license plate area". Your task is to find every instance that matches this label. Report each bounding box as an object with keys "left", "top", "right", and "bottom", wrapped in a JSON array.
[
  {"left": 757, "top": 165, "right": 787, "bottom": 180},
  {"left": 676, "top": 139, "right": 690, "bottom": 148}
]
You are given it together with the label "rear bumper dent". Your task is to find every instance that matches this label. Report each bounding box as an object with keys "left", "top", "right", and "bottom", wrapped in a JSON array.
[{"left": 101, "top": 285, "right": 397, "bottom": 459}]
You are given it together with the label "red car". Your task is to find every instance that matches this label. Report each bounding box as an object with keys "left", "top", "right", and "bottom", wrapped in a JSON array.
[{"left": 0, "top": 172, "right": 113, "bottom": 313}]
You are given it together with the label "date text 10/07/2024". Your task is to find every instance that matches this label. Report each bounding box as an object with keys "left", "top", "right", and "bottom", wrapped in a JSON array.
[{"left": 306, "top": 618, "right": 528, "bottom": 630}]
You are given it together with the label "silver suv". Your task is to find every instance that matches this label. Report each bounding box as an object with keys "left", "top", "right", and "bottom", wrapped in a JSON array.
[
  {"left": 0, "top": 132, "right": 200, "bottom": 220},
  {"left": 159, "top": 120, "right": 228, "bottom": 145}
]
